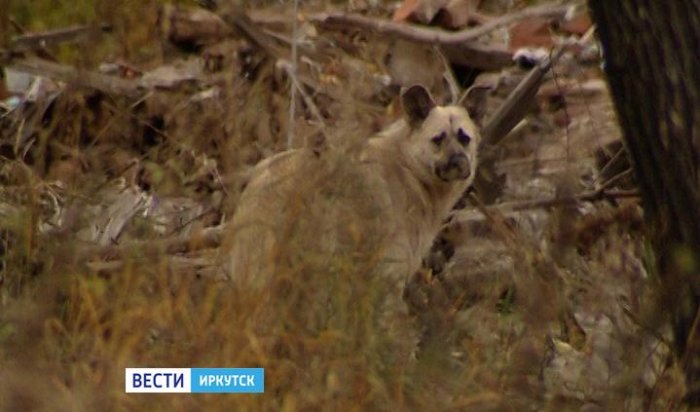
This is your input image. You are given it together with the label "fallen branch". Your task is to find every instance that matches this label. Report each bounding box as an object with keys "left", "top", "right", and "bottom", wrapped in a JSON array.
[
  {"left": 6, "top": 57, "right": 143, "bottom": 97},
  {"left": 490, "top": 188, "right": 639, "bottom": 212},
  {"left": 444, "top": 188, "right": 639, "bottom": 248},
  {"left": 312, "top": 12, "right": 515, "bottom": 70},
  {"left": 311, "top": 3, "right": 571, "bottom": 46},
  {"left": 10, "top": 24, "right": 112, "bottom": 52}
]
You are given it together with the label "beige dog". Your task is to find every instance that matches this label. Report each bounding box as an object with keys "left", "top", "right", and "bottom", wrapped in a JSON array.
[{"left": 224, "top": 85, "right": 481, "bottom": 324}]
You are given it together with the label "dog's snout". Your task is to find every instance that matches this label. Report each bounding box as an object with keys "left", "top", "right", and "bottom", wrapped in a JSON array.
[
  {"left": 436, "top": 152, "right": 472, "bottom": 182},
  {"left": 448, "top": 153, "right": 469, "bottom": 169}
]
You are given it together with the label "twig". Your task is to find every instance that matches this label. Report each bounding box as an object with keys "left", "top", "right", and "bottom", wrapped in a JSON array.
[
  {"left": 278, "top": 60, "right": 329, "bottom": 140},
  {"left": 435, "top": 46, "right": 460, "bottom": 103},
  {"left": 288, "top": 0, "right": 299, "bottom": 149},
  {"left": 595, "top": 144, "right": 626, "bottom": 184},
  {"left": 221, "top": 11, "right": 287, "bottom": 60},
  {"left": 466, "top": 191, "right": 569, "bottom": 287},
  {"left": 467, "top": 192, "right": 519, "bottom": 248},
  {"left": 311, "top": 3, "right": 571, "bottom": 46},
  {"left": 598, "top": 167, "right": 633, "bottom": 191},
  {"left": 680, "top": 303, "right": 700, "bottom": 381},
  {"left": 222, "top": 10, "right": 329, "bottom": 142}
]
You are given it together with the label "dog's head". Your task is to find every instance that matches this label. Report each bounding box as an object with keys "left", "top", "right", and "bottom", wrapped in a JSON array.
[{"left": 401, "top": 85, "right": 485, "bottom": 186}]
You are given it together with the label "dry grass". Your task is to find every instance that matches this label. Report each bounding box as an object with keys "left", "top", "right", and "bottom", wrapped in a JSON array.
[
  {"left": 0, "top": 184, "right": 483, "bottom": 411},
  {"left": 0, "top": 0, "right": 689, "bottom": 410},
  {"left": 0, "top": 2, "right": 467, "bottom": 410}
]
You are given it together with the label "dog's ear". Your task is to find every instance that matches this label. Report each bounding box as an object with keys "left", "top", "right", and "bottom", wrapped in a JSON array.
[
  {"left": 458, "top": 84, "right": 491, "bottom": 127},
  {"left": 401, "top": 85, "right": 436, "bottom": 126}
]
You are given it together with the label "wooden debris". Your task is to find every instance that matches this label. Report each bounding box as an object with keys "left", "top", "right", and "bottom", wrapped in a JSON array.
[{"left": 481, "top": 46, "right": 566, "bottom": 146}]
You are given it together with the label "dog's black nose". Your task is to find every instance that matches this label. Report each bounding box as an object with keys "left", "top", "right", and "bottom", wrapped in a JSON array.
[
  {"left": 436, "top": 153, "right": 471, "bottom": 181},
  {"left": 448, "top": 153, "right": 469, "bottom": 170}
]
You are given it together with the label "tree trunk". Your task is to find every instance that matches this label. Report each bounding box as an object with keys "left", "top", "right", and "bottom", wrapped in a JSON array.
[{"left": 588, "top": 0, "right": 700, "bottom": 404}]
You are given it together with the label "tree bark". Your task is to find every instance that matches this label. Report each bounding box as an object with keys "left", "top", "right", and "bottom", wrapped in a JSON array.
[{"left": 588, "top": 0, "right": 700, "bottom": 404}]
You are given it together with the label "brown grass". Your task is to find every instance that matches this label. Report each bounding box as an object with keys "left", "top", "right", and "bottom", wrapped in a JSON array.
[{"left": 0, "top": 0, "right": 688, "bottom": 410}]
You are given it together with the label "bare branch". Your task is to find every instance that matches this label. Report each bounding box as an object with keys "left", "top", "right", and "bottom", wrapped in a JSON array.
[{"left": 311, "top": 3, "right": 571, "bottom": 46}]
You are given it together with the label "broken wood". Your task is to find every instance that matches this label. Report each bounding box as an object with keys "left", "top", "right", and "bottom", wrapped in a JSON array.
[
  {"left": 481, "top": 46, "right": 566, "bottom": 146},
  {"left": 481, "top": 26, "right": 596, "bottom": 146}
]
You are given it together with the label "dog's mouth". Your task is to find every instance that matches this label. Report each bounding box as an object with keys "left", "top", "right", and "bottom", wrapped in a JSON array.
[{"left": 435, "top": 154, "right": 472, "bottom": 182}]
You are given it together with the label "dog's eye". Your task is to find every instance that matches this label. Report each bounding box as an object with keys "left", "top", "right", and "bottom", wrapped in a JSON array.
[
  {"left": 457, "top": 129, "right": 471, "bottom": 146},
  {"left": 431, "top": 132, "right": 447, "bottom": 146}
]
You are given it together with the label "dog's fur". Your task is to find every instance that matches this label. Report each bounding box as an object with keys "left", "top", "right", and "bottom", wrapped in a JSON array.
[{"left": 224, "top": 85, "right": 481, "bottom": 309}]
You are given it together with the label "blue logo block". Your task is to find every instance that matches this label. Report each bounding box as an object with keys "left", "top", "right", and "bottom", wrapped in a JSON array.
[
  {"left": 125, "top": 368, "right": 191, "bottom": 393},
  {"left": 190, "top": 368, "right": 265, "bottom": 393}
]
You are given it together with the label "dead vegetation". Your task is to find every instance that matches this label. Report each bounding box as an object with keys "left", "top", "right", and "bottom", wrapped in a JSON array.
[{"left": 0, "top": 0, "right": 688, "bottom": 410}]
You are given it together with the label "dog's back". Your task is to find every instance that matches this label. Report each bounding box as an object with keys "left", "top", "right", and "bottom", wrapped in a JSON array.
[{"left": 225, "top": 148, "right": 394, "bottom": 290}]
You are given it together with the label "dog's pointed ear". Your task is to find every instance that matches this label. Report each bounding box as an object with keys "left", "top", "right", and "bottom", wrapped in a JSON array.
[
  {"left": 458, "top": 84, "right": 491, "bottom": 127},
  {"left": 401, "top": 85, "right": 436, "bottom": 126}
]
